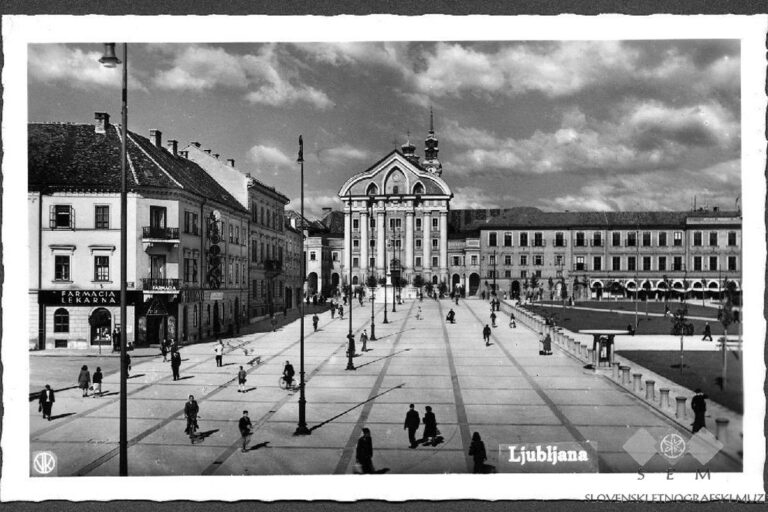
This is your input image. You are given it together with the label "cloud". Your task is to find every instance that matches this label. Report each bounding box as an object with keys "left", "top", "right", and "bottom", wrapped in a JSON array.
[
  {"left": 443, "top": 100, "right": 738, "bottom": 177},
  {"left": 153, "top": 44, "right": 333, "bottom": 110},
  {"left": 28, "top": 44, "right": 146, "bottom": 91},
  {"left": 317, "top": 144, "right": 371, "bottom": 165},
  {"left": 288, "top": 193, "right": 341, "bottom": 218},
  {"left": 249, "top": 144, "right": 294, "bottom": 170},
  {"left": 548, "top": 162, "right": 741, "bottom": 212},
  {"left": 451, "top": 186, "right": 501, "bottom": 209}
]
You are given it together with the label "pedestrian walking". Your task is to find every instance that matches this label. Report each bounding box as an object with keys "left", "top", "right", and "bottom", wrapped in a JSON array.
[
  {"left": 312, "top": 313, "right": 319, "bottom": 332},
  {"left": 338, "top": 305, "right": 344, "bottom": 320},
  {"left": 330, "top": 303, "right": 336, "bottom": 319},
  {"left": 92, "top": 367, "right": 103, "bottom": 397},
  {"left": 239, "top": 410, "right": 253, "bottom": 452},
  {"left": 491, "top": 311, "right": 497, "bottom": 327},
  {"left": 355, "top": 427, "right": 374, "bottom": 474},
  {"left": 702, "top": 322, "right": 713, "bottom": 341},
  {"left": 214, "top": 340, "right": 224, "bottom": 367},
  {"left": 404, "top": 404, "right": 421, "bottom": 448},
  {"left": 540, "top": 332, "right": 552, "bottom": 355},
  {"left": 416, "top": 306, "right": 422, "bottom": 320},
  {"left": 237, "top": 365, "right": 247, "bottom": 393},
  {"left": 509, "top": 313, "right": 517, "bottom": 328},
  {"left": 78, "top": 365, "right": 91, "bottom": 397},
  {"left": 38, "top": 384, "right": 55, "bottom": 420},
  {"left": 469, "top": 432, "right": 487, "bottom": 473},
  {"left": 664, "top": 304, "right": 670, "bottom": 318},
  {"left": 184, "top": 395, "right": 199, "bottom": 440},
  {"left": 446, "top": 309, "right": 456, "bottom": 324},
  {"left": 270, "top": 314, "right": 278, "bottom": 332},
  {"left": 160, "top": 338, "right": 169, "bottom": 362},
  {"left": 360, "top": 329, "right": 369, "bottom": 352},
  {"left": 482, "top": 324, "right": 492, "bottom": 346},
  {"left": 171, "top": 349, "right": 182, "bottom": 380},
  {"left": 422, "top": 406, "right": 438, "bottom": 446},
  {"left": 691, "top": 389, "right": 708, "bottom": 433},
  {"left": 124, "top": 352, "right": 131, "bottom": 377}
]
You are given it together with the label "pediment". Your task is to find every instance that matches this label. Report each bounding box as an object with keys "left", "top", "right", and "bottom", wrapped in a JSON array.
[{"left": 338, "top": 150, "right": 452, "bottom": 198}]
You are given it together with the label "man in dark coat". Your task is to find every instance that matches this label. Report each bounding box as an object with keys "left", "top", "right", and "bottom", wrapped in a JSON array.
[
  {"left": 283, "top": 360, "right": 295, "bottom": 387},
  {"left": 238, "top": 410, "right": 252, "bottom": 452},
  {"left": 312, "top": 313, "right": 319, "bottom": 332},
  {"left": 702, "top": 322, "right": 713, "bottom": 341},
  {"left": 404, "top": 404, "right": 421, "bottom": 448},
  {"left": 171, "top": 350, "right": 182, "bottom": 381},
  {"left": 38, "top": 384, "right": 55, "bottom": 420},
  {"left": 355, "top": 427, "right": 374, "bottom": 474},
  {"left": 483, "top": 324, "right": 492, "bottom": 346},
  {"left": 184, "top": 395, "right": 199, "bottom": 438},
  {"left": 691, "top": 389, "right": 708, "bottom": 433}
]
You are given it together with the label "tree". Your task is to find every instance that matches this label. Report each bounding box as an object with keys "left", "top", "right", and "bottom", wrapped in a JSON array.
[
  {"left": 424, "top": 282, "right": 434, "bottom": 296},
  {"left": 560, "top": 279, "right": 568, "bottom": 303},
  {"left": 671, "top": 305, "right": 690, "bottom": 374},
  {"left": 412, "top": 274, "right": 425, "bottom": 290},
  {"left": 366, "top": 274, "right": 378, "bottom": 289},
  {"left": 438, "top": 280, "right": 448, "bottom": 297},
  {"left": 717, "top": 284, "right": 735, "bottom": 390}
]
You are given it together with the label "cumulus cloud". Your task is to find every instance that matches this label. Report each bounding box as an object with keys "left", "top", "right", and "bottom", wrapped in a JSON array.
[
  {"left": 153, "top": 44, "right": 333, "bottom": 110},
  {"left": 249, "top": 144, "right": 294, "bottom": 170},
  {"left": 289, "top": 193, "right": 342, "bottom": 218},
  {"left": 451, "top": 186, "right": 501, "bottom": 209},
  {"left": 317, "top": 144, "right": 371, "bottom": 165},
  {"left": 549, "top": 163, "right": 741, "bottom": 212},
  {"left": 28, "top": 44, "right": 147, "bottom": 90},
  {"left": 443, "top": 100, "right": 738, "bottom": 177}
]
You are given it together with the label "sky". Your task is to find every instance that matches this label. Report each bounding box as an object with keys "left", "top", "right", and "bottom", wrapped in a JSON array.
[{"left": 28, "top": 40, "right": 741, "bottom": 218}]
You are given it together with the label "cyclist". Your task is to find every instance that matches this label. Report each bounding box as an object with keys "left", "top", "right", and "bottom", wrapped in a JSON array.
[{"left": 283, "top": 360, "right": 295, "bottom": 388}]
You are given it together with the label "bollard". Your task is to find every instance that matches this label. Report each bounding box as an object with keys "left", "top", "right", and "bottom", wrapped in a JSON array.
[
  {"left": 620, "top": 366, "right": 630, "bottom": 385},
  {"left": 612, "top": 362, "right": 621, "bottom": 380},
  {"left": 632, "top": 373, "right": 642, "bottom": 393},
  {"left": 715, "top": 418, "right": 729, "bottom": 441},
  {"left": 659, "top": 388, "right": 670, "bottom": 408},
  {"left": 675, "top": 396, "right": 687, "bottom": 419},
  {"left": 645, "top": 380, "right": 655, "bottom": 401}
]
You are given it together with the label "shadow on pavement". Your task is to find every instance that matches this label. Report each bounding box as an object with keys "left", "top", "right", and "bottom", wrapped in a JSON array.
[
  {"left": 247, "top": 441, "right": 269, "bottom": 451},
  {"left": 49, "top": 413, "right": 76, "bottom": 421},
  {"left": 128, "top": 374, "right": 146, "bottom": 379},
  {"left": 354, "top": 348, "right": 411, "bottom": 369},
  {"left": 177, "top": 376, "right": 194, "bottom": 381},
  {"left": 309, "top": 384, "right": 405, "bottom": 432}
]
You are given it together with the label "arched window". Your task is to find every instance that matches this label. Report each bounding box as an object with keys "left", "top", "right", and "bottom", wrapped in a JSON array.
[
  {"left": 352, "top": 276, "right": 359, "bottom": 285},
  {"left": 413, "top": 183, "right": 425, "bottom": 195},
  {"left": 366, "top": 183, "right": 378, "bottom": 196},
  {"left": 393, "top": 185, "right": 399, "bottom": 194},
  {"left": 54, "top": 308, "right": 69, "bottom": 333}
]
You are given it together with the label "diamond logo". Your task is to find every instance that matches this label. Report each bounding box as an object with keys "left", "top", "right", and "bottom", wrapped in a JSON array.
[
  {"left": 687, "top": 428, "right": 724, "bottom": 465},
  {"left": 622, "top": 429, "right": 657, "bottom": 466}
]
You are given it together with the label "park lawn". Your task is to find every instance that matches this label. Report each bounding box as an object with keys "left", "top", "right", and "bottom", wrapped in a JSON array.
[
  {"left": 522, "top": 304, "right": 720, "bottom": 336},
  {"left": 617, "top": 350, "right": 743, "bottom": 414},
  {"left": 537, "top": 300, "right": 719, "bottom": 318}
]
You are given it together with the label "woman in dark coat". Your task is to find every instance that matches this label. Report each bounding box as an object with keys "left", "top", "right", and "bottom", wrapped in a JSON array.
[
  {"left": 422, "top": 406, "right": 438, "bottom": 445},
  {"left": 469, "top": 431, "right": 487, "bottom": 473},
  {"left": 78, "top": 365, "right": 91, "bottom": 397}
]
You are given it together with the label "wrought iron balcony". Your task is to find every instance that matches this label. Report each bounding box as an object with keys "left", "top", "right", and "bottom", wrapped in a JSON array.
[
  {"left": 142, "top": 226, "right": 180, "bottom": 240},
  {"left": 264, "top": 259, "right": 282, "bottom": 274},
  {"left": 141, "top": 278, "right": 180, "bottom": 291}
]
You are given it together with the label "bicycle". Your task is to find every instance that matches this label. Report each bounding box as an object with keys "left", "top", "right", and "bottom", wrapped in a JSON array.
[{"left": 278, "top": 375, "right": 297, "bottom": 390}]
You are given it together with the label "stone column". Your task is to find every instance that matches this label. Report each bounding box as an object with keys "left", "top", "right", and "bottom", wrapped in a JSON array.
[
  {"left": 343, "top": 209, "right": 351, "bottom": 275},
  {"left": 404, "top": 211, "right": 414, "bottom": 277},
  {"left": 360, "top": 210, "right": 368, "bottom": 275},
  {"left": 423, "top": 211, "right": 432, "bottom": 278},
  {"left": 376, "top": 208, "right": 385, "bottom": 275},
  {"left": 439, "top": 211, "right": 448, "bottom": 282}
]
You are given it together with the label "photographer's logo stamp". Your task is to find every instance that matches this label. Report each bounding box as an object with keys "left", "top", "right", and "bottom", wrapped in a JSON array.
[
  {"left": 31, "top": 451, "right": 57, "bottom": 476},
  {"left": 659, "top": 433, "right": 687, "bottom": 460},
  {"left": 623, "top": 429, "right": 723, "bottom": 467}
]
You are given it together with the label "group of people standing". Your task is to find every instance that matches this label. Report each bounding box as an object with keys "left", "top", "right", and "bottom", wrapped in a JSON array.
[{"left": 403, "top": 404, "right": 439, "bottom": 448}]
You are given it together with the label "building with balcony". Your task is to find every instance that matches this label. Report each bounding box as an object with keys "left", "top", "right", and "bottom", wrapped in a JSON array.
[{"left": 28, "top": 113, "right": 249, "bottom": 350}]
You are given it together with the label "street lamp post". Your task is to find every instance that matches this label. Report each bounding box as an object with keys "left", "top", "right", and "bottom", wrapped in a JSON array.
[
  {"left": 346, "top": 192, "right": 356, "bottom": 371},
  {"left": 492, "top": 249, "right": 497, "bottom": 299},
  {"left": 368, "top": 198, "right": 377, "bottom": 340},
  {"left": 382, "top": 199, "right": 389, "bottom": 324},
  {"left": 99, "top": 42, "right": 128, "bottom": 477},
  {"left": 294, "top": 136, "right": 310, "bottom": 436},
  {"left": 391, "top": 226, "right": 397, "bottom": 313}
]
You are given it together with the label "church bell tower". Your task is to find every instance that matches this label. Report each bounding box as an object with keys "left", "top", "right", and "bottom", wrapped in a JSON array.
[{"left": 422, "top": 107, "right": 442, "bottom": 176}]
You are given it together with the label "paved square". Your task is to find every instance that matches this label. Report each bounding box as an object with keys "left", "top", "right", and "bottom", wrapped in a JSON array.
[{"left": 30, "top": 299, "right": 741, "bottom": 476}]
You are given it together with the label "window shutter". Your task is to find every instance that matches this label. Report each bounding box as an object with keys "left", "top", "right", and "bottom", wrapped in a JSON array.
[
  {"left": 49, "top": 205, "right": 56, "bottom": 228},
  {"left": 70, "top": 206, "right": 76, "bottom": 229}
]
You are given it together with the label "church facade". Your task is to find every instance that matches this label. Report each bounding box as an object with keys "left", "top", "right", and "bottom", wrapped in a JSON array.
[{"left": 338, "top": 115, "right": 453, "bottom": 291}]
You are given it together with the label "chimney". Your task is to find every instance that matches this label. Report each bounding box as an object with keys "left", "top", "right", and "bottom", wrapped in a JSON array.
[
  {"left": 94, "top": 112, "right": 110, "bottom": 134},
  {"left": 227, "top": 158, "right": 235, "bottom": 167},
  {"left": 166, "top": 139, "right": 178, "bottom": 156},
  {"left": 191, "top": 141, "right": 201, "bottom": 148},
  {"left": 213, "top": 153, "right": 220, "bottom": 160},
  {"left": 204, "top": 149, "right": 212, "bottom": 155},
  {"left": 149, "top": 129, "right": 162, "bottom": 148}
]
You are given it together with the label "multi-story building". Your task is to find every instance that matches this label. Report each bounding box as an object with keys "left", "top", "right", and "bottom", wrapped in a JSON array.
[
  {"left": 181, "top": 142, "right": 300, "bottom": 321},
  {"left": 337, "top": 119, "right": 741, "bottom": 302},
  {"left": 338, "top": 119, "right": 453, "bottom": 292},
  {"left": 28, "top": 113, "right": 250, "bottom": 349}
]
